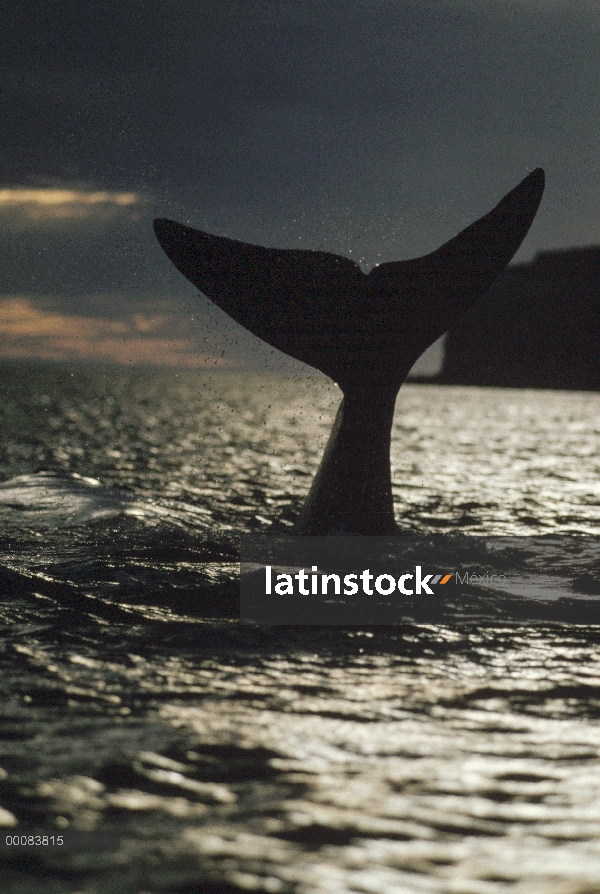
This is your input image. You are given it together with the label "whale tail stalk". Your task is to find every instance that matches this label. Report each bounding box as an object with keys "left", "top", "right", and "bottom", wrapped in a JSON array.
[{"left": 154, "top": 168, "right": 545, "bottom": 533}]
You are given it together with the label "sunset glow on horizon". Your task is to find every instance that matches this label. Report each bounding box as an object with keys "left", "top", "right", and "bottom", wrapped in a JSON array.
[
  {"left": 0, "top": 297, "right": 233, "bottom": 368},
  {"left": 0, "top": 187, "right": 141, "bottom": 224}
]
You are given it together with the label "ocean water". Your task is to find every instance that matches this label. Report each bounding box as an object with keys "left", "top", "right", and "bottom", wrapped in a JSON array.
[{"left": 1, "top": 361, "right": 600, "bottom": 893}]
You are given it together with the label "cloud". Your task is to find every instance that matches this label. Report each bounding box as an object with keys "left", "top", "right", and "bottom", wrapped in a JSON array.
[
  {"left": 0, "top": 188, "right": 142, "bottom": 227},
  {"left": 0, "top": 297, "right": 230, "bottom": 367}
]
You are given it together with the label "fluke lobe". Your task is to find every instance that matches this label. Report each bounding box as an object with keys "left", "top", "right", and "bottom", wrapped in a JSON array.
[{"left": 154, "top": 168, "right": 545, "bottom": 534}]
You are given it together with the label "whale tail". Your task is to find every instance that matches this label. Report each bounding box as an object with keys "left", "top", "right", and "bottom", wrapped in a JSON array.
[
  {"left": 154, "top": 168, "right": 544, "bottom": 390},
  {"left": 154, "top": 169, "right": 545, "bottom": 533}
]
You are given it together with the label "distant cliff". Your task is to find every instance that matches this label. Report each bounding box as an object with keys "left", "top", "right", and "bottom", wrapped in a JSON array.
[{"left": 436, "top": 247, "right": 600, "bottom": 390}]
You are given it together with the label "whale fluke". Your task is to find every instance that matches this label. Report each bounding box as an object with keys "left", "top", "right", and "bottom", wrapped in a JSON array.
[{"left": 154, "top": 168, "right": 544, "bottom": 534}]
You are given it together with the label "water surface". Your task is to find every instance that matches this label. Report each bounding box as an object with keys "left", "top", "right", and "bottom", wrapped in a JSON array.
[{"left": 1, "top": 362, "right": 600, "bottom": 893}]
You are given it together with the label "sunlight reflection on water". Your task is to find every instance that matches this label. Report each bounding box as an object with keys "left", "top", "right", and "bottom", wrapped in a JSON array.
[{"left": 1, "top": 363, "right": 600, "bottom": 893}]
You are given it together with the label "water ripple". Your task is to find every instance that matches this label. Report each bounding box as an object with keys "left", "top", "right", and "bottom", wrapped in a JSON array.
[{"left": 2, "top": 365, "right": 600, "bottom": 892}]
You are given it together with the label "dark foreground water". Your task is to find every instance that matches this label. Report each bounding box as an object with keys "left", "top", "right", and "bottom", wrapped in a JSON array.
[{"left": 1, "top": 362, "right": 600, "bottom": 893}]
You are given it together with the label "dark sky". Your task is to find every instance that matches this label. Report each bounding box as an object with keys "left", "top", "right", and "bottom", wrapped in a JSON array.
[{"left": 2, "top": 0, "right": 599, "bottom": 370}]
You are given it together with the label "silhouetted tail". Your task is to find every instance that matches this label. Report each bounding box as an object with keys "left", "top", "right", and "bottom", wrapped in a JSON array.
[
  {"left": 154, "top": 168, "right": 544, "bottom": 389},
  {"left": 153, "top": 169, "right": 545, "bottom": 534}
]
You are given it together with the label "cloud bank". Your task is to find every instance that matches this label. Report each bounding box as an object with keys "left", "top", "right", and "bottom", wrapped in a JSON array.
[
  {"left": 0, "top": 188, "right": 141, "bottom": 227},
  {"left": 0, "top": 297, "right": 230, "bottom": 367}
]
